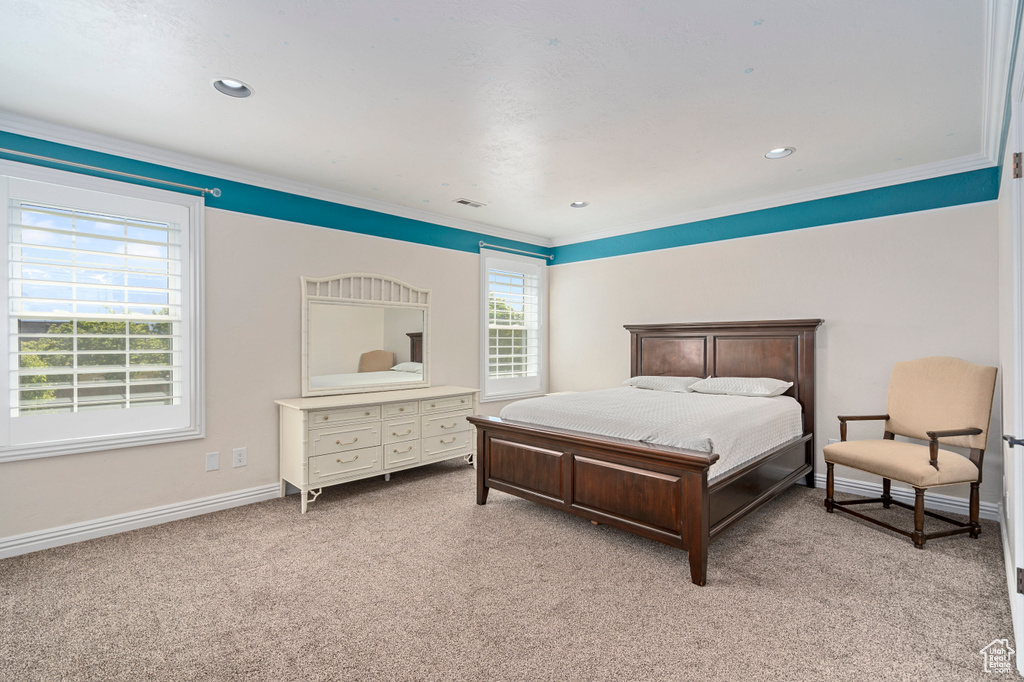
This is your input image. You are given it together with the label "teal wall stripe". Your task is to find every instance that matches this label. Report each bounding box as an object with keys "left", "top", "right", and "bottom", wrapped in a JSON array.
[
  {"left": 0, "top": 131, "right": 1000, "bottom": 267},
  {"left": 0, "top": 131, "right": 553, "bottom": 260},
  {"left": 550, "top": 167, "right": 1000, "bottom": 265}
]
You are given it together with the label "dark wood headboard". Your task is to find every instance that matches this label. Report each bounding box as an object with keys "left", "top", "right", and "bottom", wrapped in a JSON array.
[
  {"left": 625, "top": 319, "right": 823, "bottom": 435},
  {"left": 407, "top": 332, "right": 423, "bottom": 364}
]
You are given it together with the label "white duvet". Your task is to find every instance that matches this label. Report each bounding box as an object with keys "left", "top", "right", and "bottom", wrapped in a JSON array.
[
  {"left": 311, "top": 369, "right": 420, "bottom": 388},
  {"left": 498, "top": 387, "right": 803, "bottom": 482}
]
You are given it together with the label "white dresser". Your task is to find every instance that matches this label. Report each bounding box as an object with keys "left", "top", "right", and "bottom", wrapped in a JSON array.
[{"left": 276, "top": 385, "right": 479, "bottom": 512}]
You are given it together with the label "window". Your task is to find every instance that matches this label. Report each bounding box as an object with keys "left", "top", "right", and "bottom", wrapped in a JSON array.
[
  {"left": 0, "top": 160, "right": 204, "bottom": 461},
  {"left": 479, "top": 249, "right": 546, "bottom": 401}
]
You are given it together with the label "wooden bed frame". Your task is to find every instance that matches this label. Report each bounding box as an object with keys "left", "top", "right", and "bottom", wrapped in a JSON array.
[{"left": 466, "top": 319, "right": 822, "bottom": 586}]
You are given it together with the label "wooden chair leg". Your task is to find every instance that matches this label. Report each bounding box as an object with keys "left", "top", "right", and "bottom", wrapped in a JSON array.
[
  {"left": 970, "top": 482, "right": 981, "bottom": 538},
  {"left": 881, "top": 478, "right": 892, "bottom": 508},
  {"left": 912, "top": 488, "right": 926, "bottom": 549},
  {"left": 825, "top": 462, "right": 834, "bottom": 512}
]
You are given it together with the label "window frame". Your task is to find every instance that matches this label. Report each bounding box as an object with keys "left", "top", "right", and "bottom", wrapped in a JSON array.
[
  {"left": 0, "top": 159, "right": 204, "bottom": 462},
  {"left": 479, "top": 248, "right": 547, "bottom": 402}
]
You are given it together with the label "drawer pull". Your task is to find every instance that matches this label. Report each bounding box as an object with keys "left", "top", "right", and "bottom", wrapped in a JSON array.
[
  {"left": 393, "top": 445, "right": 413, "bottom": 454},
  {"left": 392, "top": 429, "right": 412, "bottom": 437},
  {"left": 440, "top": 436, "right": 457, "bottom": 444},
  {"left": 336, "top": 437, "right": 358, "bottom": 445},
  {"left": 460, "top": 399, "right": 466, "bottom": 404},
  {"left": 431, "top": 403, "right": 436, "bottom": 408},
  {"left": 440, "top": 422, "right": 457, "bottom": 429},
  {"left": 336, "top": 454, "right": 359, "bottom": 463},
  {"left": 399, "top": 407, "right": 405, "bottom": 412},
  {"left": 323, "top": 415, "right": 329, "bottom": 421},
  {"left": 364, "top": 411, "right": 370, "bottom": 416}
]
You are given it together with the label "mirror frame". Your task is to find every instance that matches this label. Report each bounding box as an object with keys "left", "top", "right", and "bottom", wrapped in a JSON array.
[{"left": 301, "top": 273, "right": 430, "bottom": 397}]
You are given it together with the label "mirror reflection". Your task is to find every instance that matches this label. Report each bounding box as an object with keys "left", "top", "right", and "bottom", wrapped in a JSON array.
[{"left": 307, "top": 302, "right": 425, "bottom": 392}]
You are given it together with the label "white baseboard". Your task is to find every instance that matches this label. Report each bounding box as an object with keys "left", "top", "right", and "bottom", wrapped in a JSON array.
[
  {"left": 813, "top": 473, "right": 1001, "bottom": 521},
  {"left": 0, "top": 483, "right": 281, "bottom": 559}
]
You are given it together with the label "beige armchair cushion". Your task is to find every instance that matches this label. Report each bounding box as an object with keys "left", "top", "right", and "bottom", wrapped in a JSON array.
[
  {"left": 885, "top": 357, "right": 997, "bottom": 450},
  {"left": 824, "top": 439, "right": 979, "bottom": 488},
  {"left": 358, "top": 350, "right": 395, "bottom": 373}
]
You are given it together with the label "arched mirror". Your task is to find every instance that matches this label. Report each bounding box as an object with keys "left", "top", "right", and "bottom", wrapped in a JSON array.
[{"left": 301, "top": 273, "right": 430, "bottom": 396}]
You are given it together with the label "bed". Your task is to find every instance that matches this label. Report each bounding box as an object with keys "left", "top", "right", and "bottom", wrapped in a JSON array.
[{"left": 466, "top": 319, "right": 822, "bottom": 586}]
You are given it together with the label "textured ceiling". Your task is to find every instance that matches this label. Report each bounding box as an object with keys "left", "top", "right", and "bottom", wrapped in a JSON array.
[{"left": 0, "top": 0, "right": 1001, "bottom": 243}]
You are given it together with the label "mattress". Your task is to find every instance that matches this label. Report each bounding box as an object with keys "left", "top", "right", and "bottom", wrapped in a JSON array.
[
  {"left": 310, "top": 369, "right": 420, "bottom": 388},
  {"left": 498, "top": 386, "right": 803, "bottom": 482}
]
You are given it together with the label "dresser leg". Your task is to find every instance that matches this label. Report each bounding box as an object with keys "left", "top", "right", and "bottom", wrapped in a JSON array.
[
  {"left": 384, "top": 473, "right": 391, "bottom": 481},
  {"left": 301, "top": 488, "right": 322, "bottom": 514}
]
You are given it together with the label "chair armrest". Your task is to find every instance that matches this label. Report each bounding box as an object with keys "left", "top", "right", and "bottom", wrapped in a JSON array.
[
  {"left": 836, "top": 414, "right": 889, "bottom": 442},
  {"left": 925, "top": 428, "right": 982, "bottom": 440},
  {"left": 925, "top": 427, "right": 983, "bottom": 469}
]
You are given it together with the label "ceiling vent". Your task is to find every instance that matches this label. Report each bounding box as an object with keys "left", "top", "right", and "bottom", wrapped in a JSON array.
[{"left": 454, "top": 198, "right": 485, "bottom": 208}]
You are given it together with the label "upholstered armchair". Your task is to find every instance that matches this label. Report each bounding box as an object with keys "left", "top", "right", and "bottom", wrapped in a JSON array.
[{"left": 823, "top": 356, "right": 997, "bottom": 548}]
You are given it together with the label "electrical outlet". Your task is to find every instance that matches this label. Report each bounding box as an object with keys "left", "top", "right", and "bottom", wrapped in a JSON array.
[
  {"left": 827, "top": 438, "right": 839, "bottom": 446},
  {"left": 206, "top": 452, "right": 219, "bottom": 471},
  {"left": 232, "top": 447, "right": 247, "bottom": 468}
]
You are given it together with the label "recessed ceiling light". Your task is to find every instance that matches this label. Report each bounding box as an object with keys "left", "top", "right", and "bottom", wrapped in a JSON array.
[
  {"left": 570, "top": 201, "right": 589, "bottom": 208},
  {"left": 213, "top": 78, "right": 253, "bottom": 98},
  {"left": 764, "top": 147, "right": 795, "bottom": 159}
]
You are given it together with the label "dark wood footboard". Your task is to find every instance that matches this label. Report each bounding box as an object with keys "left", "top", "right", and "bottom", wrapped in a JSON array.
[
  {"left": 470, "top": 415, "right": 717, "bottom": 585},
  {"left": 469, "top": 416, "right": 813, "bottom": 586}
]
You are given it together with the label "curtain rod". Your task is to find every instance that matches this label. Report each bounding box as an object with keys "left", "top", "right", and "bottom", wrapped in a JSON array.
[
  {"left": 0, "top": 147, "right": 222, "bottom": 197},
  {"left": 478, "top": 241, "right": 554, "bottom": 260}
]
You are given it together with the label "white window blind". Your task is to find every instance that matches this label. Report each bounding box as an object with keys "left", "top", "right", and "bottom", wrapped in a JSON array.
[
  {"left": 9, "top": 201, "right": 181, "bottom": 415},
  {"left": 480, "top": 250, "right": 546, "bottom": 400},
  {"left": 487, "top": 267, "right": 539, "bottom": 379},
  {"left": 0, "top": 160, "right": 204, "bottom": 462}
]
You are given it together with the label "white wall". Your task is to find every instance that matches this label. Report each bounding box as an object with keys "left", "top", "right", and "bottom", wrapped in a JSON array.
[
  {"left": 309, "top": 304, "right": 384, "bottom": 375},
  {"left": 0, "top": 208, "right": 495, "bottom": 538},
  {"left": 548, "top": 201, "right": 1002, "bottom": 503},
  {"left": 382, "top": 307, "right": 426, "bottom": 365}
]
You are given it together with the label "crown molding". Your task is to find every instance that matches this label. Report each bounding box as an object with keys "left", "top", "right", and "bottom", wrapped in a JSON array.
[
  {"left": 0, "top": 111, "right": 553, "bottom": 248},
  {"left": 983, "top": 0, "right": 1019, "bottom": 162},
  {"left": 550, "top": 153, "right": 995, "bottom": 247}
]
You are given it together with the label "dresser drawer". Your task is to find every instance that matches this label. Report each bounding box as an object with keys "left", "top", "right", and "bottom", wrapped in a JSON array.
[
  {"left": 384, "top": 417, "right": 420, "bottom": 443},
  {"left": 309, "top": 446, "right": 382, "bottom": 483},
  {"left": 420, "top": 394, "right": 473, "bottom": 414},
  {"left": 422, "top": 430, "right": 473, "bottom": 459},
  {"left": 383, "top": 401, "right": 418, "bottom": 418},
  {"left": 385, "top": 440, "right": 420, "bottom": 468},
  {"left": 310, "top": 422, "right": 381, "bottom": 456},
  {"left": 421, "top": 409, "right": 473, "bottom": 439},
  {"left": 311, "top": 405, "right": 381, "bottom": 427}
]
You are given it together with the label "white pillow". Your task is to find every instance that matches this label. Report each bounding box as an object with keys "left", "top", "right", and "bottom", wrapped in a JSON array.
[
  {"left": 391, "top": 362, "right": 423, "bottom": 373},
  {"left": 623, "top": 376, "right": 702, "bottom": 393},
  {"left": 689, "top": 376, "right": 792, "bottom": 397}
]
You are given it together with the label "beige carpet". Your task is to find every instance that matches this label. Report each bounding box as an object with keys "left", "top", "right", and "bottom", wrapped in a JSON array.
[{"left": 0, "top": 460, "right": 1013, "bottom": 681}]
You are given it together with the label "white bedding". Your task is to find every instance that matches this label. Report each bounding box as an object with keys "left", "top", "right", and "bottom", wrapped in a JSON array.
[
  {"left": 311, "top": 369, "right": 421, "bottom": 388},
  {"left": 498, "top": 387, "right": 803, "bottom": 482}
]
